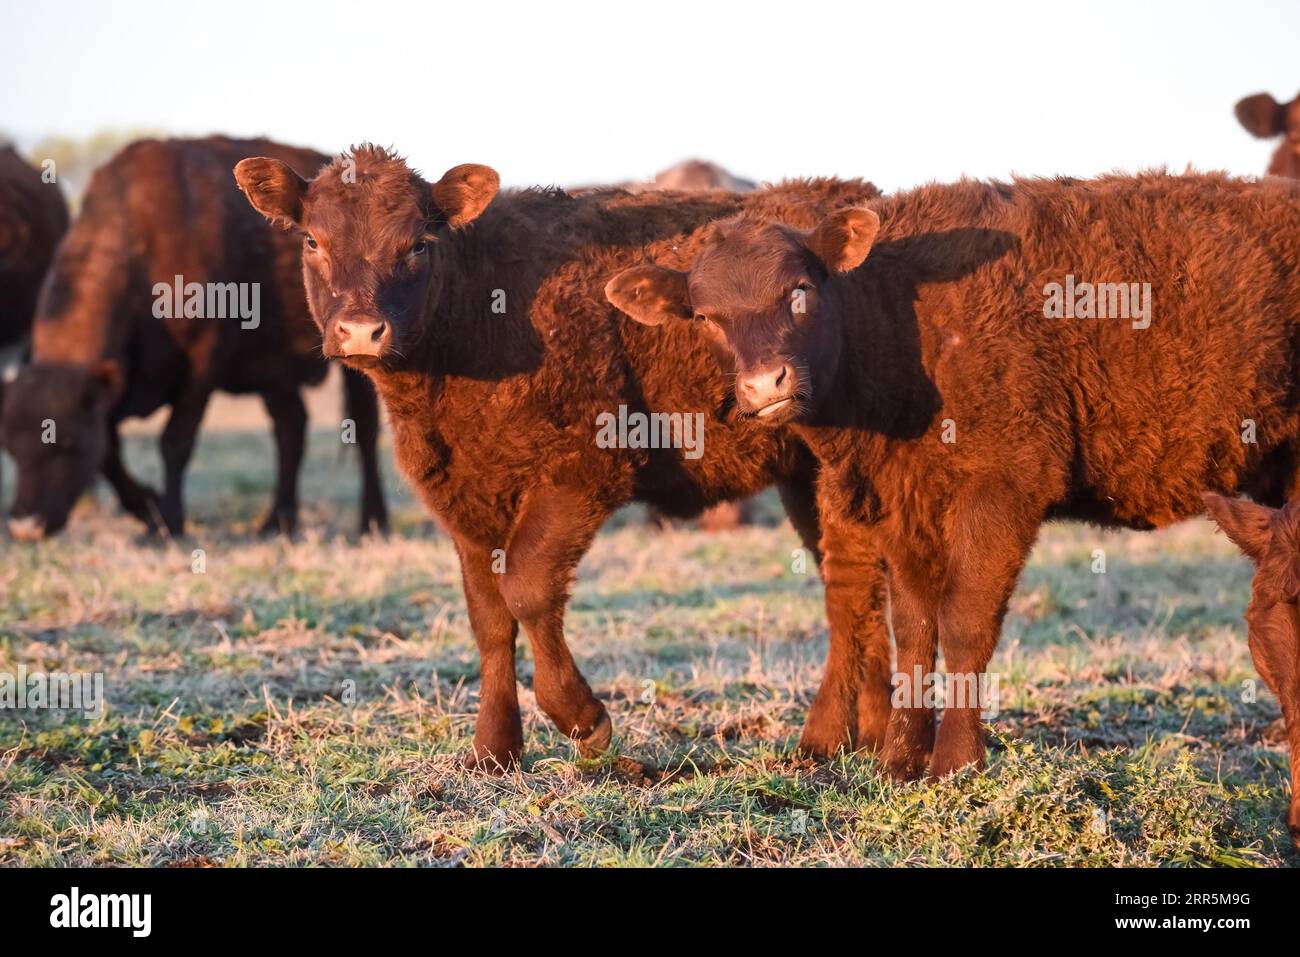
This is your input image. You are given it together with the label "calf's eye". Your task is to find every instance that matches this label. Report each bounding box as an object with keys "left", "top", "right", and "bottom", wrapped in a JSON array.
[
  {"left": 694, "top": 313, "right": 708, "bottom": 322},
  {"left": 411, "top": 241, "right": 428, "bottom": 256},
  {"left": 305, "top": 236, "right": 318, "bottom": 250}
]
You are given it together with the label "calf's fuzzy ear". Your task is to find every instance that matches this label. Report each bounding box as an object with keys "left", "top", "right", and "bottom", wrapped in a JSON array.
[
  {"left": 1234, "top": 93, "right": 1286, "bottom": 139},
  {"left": 604, "top": 265, "right": 693, "bottom": 326},
  {"left": 1202, "top": 491, "right": 1274, "bottom": 563},
  {"left": 806, "top": 207, "right": 880, "bottom": 273},
  {"left": 234, "top": 158, "right": 309, "bottom": 228},
  {"left": 431, "top": 164, "right": 500, "bottom": 228}
]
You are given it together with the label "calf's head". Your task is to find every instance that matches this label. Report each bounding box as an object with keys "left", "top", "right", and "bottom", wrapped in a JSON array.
[
  {"left": 1235, "top": 91, "right": 1300, "bottom": 177},
  {"left": 234, "top": 146, "right": 499, "bottom": 370},
  {"left": 3, "top": 361, "right": 120, "bottom": 539},
  {"left": 605, "top": 208, "right": 878, "bottom": 424}
]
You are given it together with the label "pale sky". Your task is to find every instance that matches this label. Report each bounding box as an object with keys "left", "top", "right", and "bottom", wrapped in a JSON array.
[{"left": 2, "top": 0, "right": 1298, "bottom": 192}]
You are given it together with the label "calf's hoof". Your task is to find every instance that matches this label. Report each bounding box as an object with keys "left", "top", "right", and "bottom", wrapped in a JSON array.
[
  {"left": 576, "top": 711, "right": 614, "bottom": 759},
  {"left": 796, "top": 724, "right": 852, "bottom": 760},
  {"left": 460, "top": 743, "right": 521, "bottom": 775}
]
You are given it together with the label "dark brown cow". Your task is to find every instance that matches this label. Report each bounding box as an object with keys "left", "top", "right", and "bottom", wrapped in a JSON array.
[
  {"left": 1235, "top": 91, "right": 1300, "bottom": 178},
  {"left": 2, "top": 136, "right": 387, "bottom": 539},
  {"left": 1203, "top": 492, "right": 1300, "bottom": 847},
  {"left": 607, "top": 172, "right": 1300, "bottom": 823},
  {"left": 0, "top": 146, "right": 68, "bottom": 353},
  {"left": 235, "top": 145, "right": 889, "bottom": 768},
  {"left": 0, "top": 146, "right": 69, "bottom": 475}
]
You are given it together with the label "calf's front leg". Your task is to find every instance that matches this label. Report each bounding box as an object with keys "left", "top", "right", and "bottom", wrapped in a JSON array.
[
  {"left": 798, "top": 516, "right": 893, "bottom": 757},
  {"left": 927, "top": 486, "right": 1039, "bottom": 779},
  {"left": 1242, "top": 601, "right": 1300, "bottom": 848},
  {"left": 455, "top": 537, "right": 524, "bottom": 772}
]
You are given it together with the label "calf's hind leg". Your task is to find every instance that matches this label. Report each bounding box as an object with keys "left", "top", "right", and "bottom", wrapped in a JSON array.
[{"left": 499, "top": 484, "right": 612, "bottom": 757}]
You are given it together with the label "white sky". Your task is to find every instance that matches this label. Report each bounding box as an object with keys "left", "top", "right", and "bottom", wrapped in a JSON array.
[{"left": 2, "top": 0, "right": 1298, "bottom": 192}]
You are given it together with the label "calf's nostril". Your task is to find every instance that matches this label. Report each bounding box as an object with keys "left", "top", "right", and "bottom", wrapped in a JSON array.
[
  {"left": 774, "top": 365, "right": 787, "bottom": 389},
  {"left": 370, "top": 322, "right": 386, "bottom": 343}
]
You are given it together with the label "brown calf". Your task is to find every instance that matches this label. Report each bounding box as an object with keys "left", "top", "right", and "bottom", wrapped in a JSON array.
[
  {"left": 235, "top": 145, "right": 889, "bottom": 768},
  {"left": 1203, "top": 492, "right": 1300, "bottom": 847},
  {"left": 608, "top": 171, "right": 1300, "bottom": 794},
  {"left": 3, "top": 137, "right": 387, "bottom": 538},
  {"left": 1235, "top": 90, "right": 1300, "bottom": 178}
]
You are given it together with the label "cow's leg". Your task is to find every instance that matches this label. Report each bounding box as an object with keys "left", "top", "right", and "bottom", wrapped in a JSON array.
[
  {"left": 799, "top": 517, "right": 893, "bottom": 756},
  {"left": 1242, "top": 602, "right": 1300, "bottom": 847},
  {"left": 101, "top": 424, "right": 161, "bottom": 529},
  {"left": 157, "top": 382, "right": 213, "bottom": 536},
  {"left": 455, "top": 536, "right": 524, "bottom": 772},
  {"left": 341, "top": 366, "right": 388, "bottom": 534},
  {"left": 259, "top": 388, "right": 307, "bottom": 535},
  {"left": 498, "top": 484, "right": 611, "bottom": 757},
  {"left": 928, "top": 485, "right": 1040, "bottom": 779},
  {"left": 880, "top": 549, "right": 940, "bottom": 781}
]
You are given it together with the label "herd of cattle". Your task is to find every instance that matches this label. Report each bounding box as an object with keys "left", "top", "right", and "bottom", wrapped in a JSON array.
[{"left": 2, "top": 90, "right": 1300, "bottom": 848}]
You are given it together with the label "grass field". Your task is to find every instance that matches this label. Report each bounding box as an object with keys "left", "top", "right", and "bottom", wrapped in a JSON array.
[{"left": 1, "top": 388, "right": 1297, "bottom": 867}]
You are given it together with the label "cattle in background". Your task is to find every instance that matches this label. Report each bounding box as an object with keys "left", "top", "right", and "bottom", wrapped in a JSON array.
[
  {"left": 0, "top": 146, "right": 68, "bottom": 485},
  {"left": 627, "top": 159, "right": 756, "bottom": 194},
  {"left": 236, "top": 145, "right": 887, "bottom": 769},
  {"left": 608, "top": 171, "right": 1300, "bottom": 838},
  {"left": 2, "top": 136, "right": 388, "bottom": 539},
  {"left": 1235, "top": 91, "right": 1300, "bottom": 178}
]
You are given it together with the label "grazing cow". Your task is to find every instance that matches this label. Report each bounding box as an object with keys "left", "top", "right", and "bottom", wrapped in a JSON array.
[
  {"left": 1235, "top": 91, "right": 1300, "bottom": 178},
  {"left": 607, "top": 171, "right": 1300, "bottom": 788},
  {"left": 235, "top": 145, "right": 888, "bottom": 768},
  {"left": 0, "top": 146, "right": 68, "bottom": 473},
  {"left": 1202, "top": 492, "right": 1300, "bottom": 848},
  {"left": 2, "top": 136, "right": 388, "bottom": 539}
]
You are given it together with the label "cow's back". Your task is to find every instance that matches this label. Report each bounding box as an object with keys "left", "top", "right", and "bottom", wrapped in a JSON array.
[
  {"left": 0, "top": 146, "right": 68, "bottom": 350},
  {"left": 31, "top": 136, "right": 329, "bottom": 400},
  {"left": 425, "top": 178, "right": 880, "bottom": 526},
  {"left": 864, "top": 172, "right": 1300, "bottom": 528}
]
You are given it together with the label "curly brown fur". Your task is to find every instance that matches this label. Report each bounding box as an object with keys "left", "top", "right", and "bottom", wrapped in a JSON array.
[
  {"left": 610, "top": 170, "right": 1300, "bottom": 822},
  {"left": 236, "top": 145, "right": 889, "bottom": 767}
]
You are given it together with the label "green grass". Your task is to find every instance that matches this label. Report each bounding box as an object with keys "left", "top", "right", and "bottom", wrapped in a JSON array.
[{"left": 0, "top": 426, "right": 1295, "bottom": 867}]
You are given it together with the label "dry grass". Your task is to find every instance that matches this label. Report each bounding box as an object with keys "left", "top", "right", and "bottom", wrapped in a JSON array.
[{"left": 1, "top": 400, "right": 1296, "bottom": 866}]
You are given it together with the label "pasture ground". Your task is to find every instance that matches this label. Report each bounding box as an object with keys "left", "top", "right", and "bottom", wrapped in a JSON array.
[{"left": 1, "top": 379, "right": 1296, "bottom": 866}]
